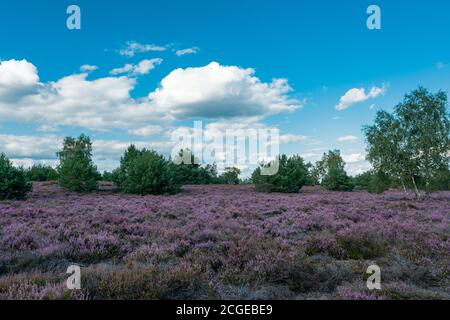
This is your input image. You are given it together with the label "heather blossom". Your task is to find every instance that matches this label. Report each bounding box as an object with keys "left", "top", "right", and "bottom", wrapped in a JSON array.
[{"left": 0, "top": 182, "right": 448, "bottom": 299}]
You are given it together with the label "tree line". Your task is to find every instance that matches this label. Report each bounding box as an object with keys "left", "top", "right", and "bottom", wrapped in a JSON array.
[{"left": 1, "top": 87, "right": 448, "bottom": 200}]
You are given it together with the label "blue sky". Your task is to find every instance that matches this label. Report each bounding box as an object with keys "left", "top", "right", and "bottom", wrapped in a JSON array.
[{"left": 1, "top": 0, "right": 449, "bottom": 175}]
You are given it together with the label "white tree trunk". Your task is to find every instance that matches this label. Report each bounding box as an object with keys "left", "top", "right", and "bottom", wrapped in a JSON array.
[
  {"left": 411, "top": 175, "right": 421, "bottom": 199},
  {"left": 401, "top": 179, "right": 407, "bottom": 193}
]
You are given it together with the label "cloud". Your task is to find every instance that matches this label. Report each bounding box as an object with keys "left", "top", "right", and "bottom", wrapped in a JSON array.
[
  {"left": 0, "top": 134, "right": 60, "bottom": 159},
  {"left": 299, "top": 152, "right": 322, "bottom": 160},
  {"left": 175, "top": 47, "right": 199, "bottom": 56},
  {"left": 0, "top": 59, "right": 40, "bottom": 101},
  {"left": 345, "top": 161, "right": 372, "bottom": 176},
  {"left": 342, "top": 153, "right": 366, "bottom": 163},
  {"left": 336, "top": 84, "right": 387, "bottom": 111},
  {"left": 0, "top": 134, "right": 176, "bottom": 172},
  {"left": 341, "top": 152, "right": 372, "bottom": 175},
  {"left": 10, "top": 158, "right": 59, "bottom": 169},
  {"left": 80, "top": 64, "right": 98, "bottom": 72},
  {"left": 0, "top": 58, "right": 307, "bottom": 174},
  {"left": 149, "top": 62, "right": 301, "bottom": 119},
  {"left": 110, "top": 58, "right": 163, "bottom": 76},
  {"left": 0, "top": 60, "right": 298, "bottom": 132},
  {"left": 36, "top": 124, "right": 59, "bottom": 133},
  {"left": 280, "top": 134, "right": 308, "bottom": 144},
  {"left": 118, "top": 41, "right": 166, "bottom": 57},
  {"left": 128, "top": 125, "right": 163, "bottom": 137},
  {"left": 436, "top": 62, "right": 448, "bottom": 70},
  {"left": 0, "top": 62, "right": 166, "bottom": 131},
  {"left": 338, "top": 135, "right": 358, "bottom": 142},
  {"left": 92, "top": 139, "right": 175, "bottom": 159}
]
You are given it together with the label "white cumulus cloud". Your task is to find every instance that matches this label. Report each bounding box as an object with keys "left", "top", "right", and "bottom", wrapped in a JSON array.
[
  {"left": 0, "top": 60, "right": 299, "bottom": 133},
  {"left": 338, "top": 135, "right": 359, "bottom": 142},
  {"left": 110, "top": 58, "right": 163, "bottom": 76},
  {"left": 128, "top": 125, "right": 163, "bottom": 137},
  {"left": 0, "top": 134, "right": 176, "bottom": 172},
  {"left": 149, "top": 62, "right": 301, "bottom": 119},
  {"left": 118, "top": 41, "right": 166, "bottom": 57},
  {"left": 175, "top": 47, "right": 199, "bottom": 56},
  {"left": 336, "top": 85, "right": 387, "bottom": 111},
  {"left": 0, "top": 59, "right": 40, "bottom": 101},
  {"left": 280, "top": 134, "right": 309, "bottom": 144},
  {"left": 343, "top": 153, "right": 366, "bottom": 163},
  {"left": 0, "top": 134, "right": 60, "bottom": 159},
  {"left": 80, "top": 64, "right": 98, "bottom": 72}
]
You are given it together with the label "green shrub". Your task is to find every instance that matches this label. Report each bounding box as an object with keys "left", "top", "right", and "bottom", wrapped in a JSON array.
[
  {"left": 353, "top": 171, "right": 372, "bottom": 190},
  {"left": 252, "top": 155, "right": 309, "bottom": 193},
  {"left": 216, "top": 167, "right": 241, "bottom": 185},
  {"left": 57, "top": 134, "right": 99, "bottom": 192},
  {"left": 336, "top": 232, "right": 388, "bottom": 260},
  {"left": 285, "top": 254, "right": 351, "bottom": 293},
  {"left": 173, "top": 149, "right": 218, "bottom": 185},
  {"left": 0, "top": 153, "right": 32, "bottom": 200},
  {"left": 102, "top": 171, "right": 114, "bottom": 182},
  {"left": 368, "top": 170, "right": 391, "bottom": 194},
  {"left": 316, "top": 150, "right": 354, "bottom": 191},
  {"left": 80, "top": 262, "right": 212, "bottom": 300},
  {"left": 26, "top": 164, "right": 58, "bottom": 181},
  {"left": 353, "top": 170, "right": 391, "bottom": 193},
  {"left": 429, "top": 167, "right": 450, "bottom": 191},
  {"left": 322, "top": 167, "right": 354, "bottom": 191},
  {"left": 112, "top": 145, "right": 142, "bottom": 189},
  {"left": 304, "top": 162, "right": 319, "bottom": 186},
  {"left": 115, "top": 146, "right": 180, "bottom": 195}
]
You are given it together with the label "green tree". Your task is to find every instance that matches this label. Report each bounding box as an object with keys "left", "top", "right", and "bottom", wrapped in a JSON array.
[
  {"left": 252, "top": 154, "right": 309, "bottom": 193},
  {"left": 172, "top": 149, "right": 217, "bottom": 184},
  {"left": 57, "top": 134, "right": 99, "bottom": 192},
  {"left": 318, "top": 150, "right": 354, "bottom": 191},
  {"left": 429, "top": 167, "right": 450, "bottom": 191},
  {"left": 304, "top": 161, "right": 319, "bottom": 186},
  {"left": 26, "top": 164, "right": 58, "bottom": 181},
  {"left": 217, "top": 167, "right": 241, "bottom": 185},
  {"left": 102, "top": 171, "right": 114, "bottom": 182},
  {"left": 353, "top": 171, "right": 372, "bottom": 190},
  {"left": 112, "top": 145, "right": 143, "bottom": 188},
  {"left": 353, "top": 170, "right": 391, "bottom": 194},
  {"left": 0, "top": 153, "right": 32, "bottom": 200},
  {"left": 367, "top": 170, "right": 391, "bottom": 194},
  {"left": 364, "top": 87, "right": 450, "bottom": 197},
  {"left": 120, "top": 149, "right": 180, "bottom": 195}
]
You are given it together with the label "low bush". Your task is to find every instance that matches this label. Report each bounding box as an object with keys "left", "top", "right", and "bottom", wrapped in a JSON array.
[
  {"left": 216, "top": 167, "right": 241, "bottom": 185},
  {"left": 26, "top": 165, "right": 58, "bottom": 182},
  {"left": 101, "top": 171, "right": 115, "bottom": 182},
  {"left": 336, "top": 231, "right": 388, "bottom": 260},
  {"left": 322, "top": 167, "right": 354, "bottom": 192},
  {"left": 115, "top": 146, "right": 180, "bottom": 195},
  {"left": 252, "top": 155, "right": 309, "bottom": 193},
  {"left": 354, "top": 170, "right": 390, "bottom": 194},
  {"left": 0, "top": 154, "right": 32, "bottom": 200},
  {"left": 173, "top": 149, "right": 218, "bottom": 185},
  {"left": 429, "top": 168, "right": 450, "bottom": 191},
  {"left": 353, "top": 171, "right": 372, "bottom": 190},
  {"left": 80, "top": 262, "right": 212, "bottom": 300},
  {"left": 367, "top": 170, "right": 391, "bottom": 194},
  {"left": 285, "top": 254, "right": 354, "bottom": 294}
]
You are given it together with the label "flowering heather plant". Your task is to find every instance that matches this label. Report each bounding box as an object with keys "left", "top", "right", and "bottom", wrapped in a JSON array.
[{"left": 0, "top": 182, "right": 449, "bottom": 299}]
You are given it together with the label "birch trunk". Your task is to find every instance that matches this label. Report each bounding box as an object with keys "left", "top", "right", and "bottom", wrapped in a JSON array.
[{"left": 411, "top": 175, "right": 421, "bottom": 199}]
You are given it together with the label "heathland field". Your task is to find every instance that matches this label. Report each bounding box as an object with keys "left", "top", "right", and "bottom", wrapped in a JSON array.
[{"left": 0, "top": 182, "right": 448, "bottom": 300}]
